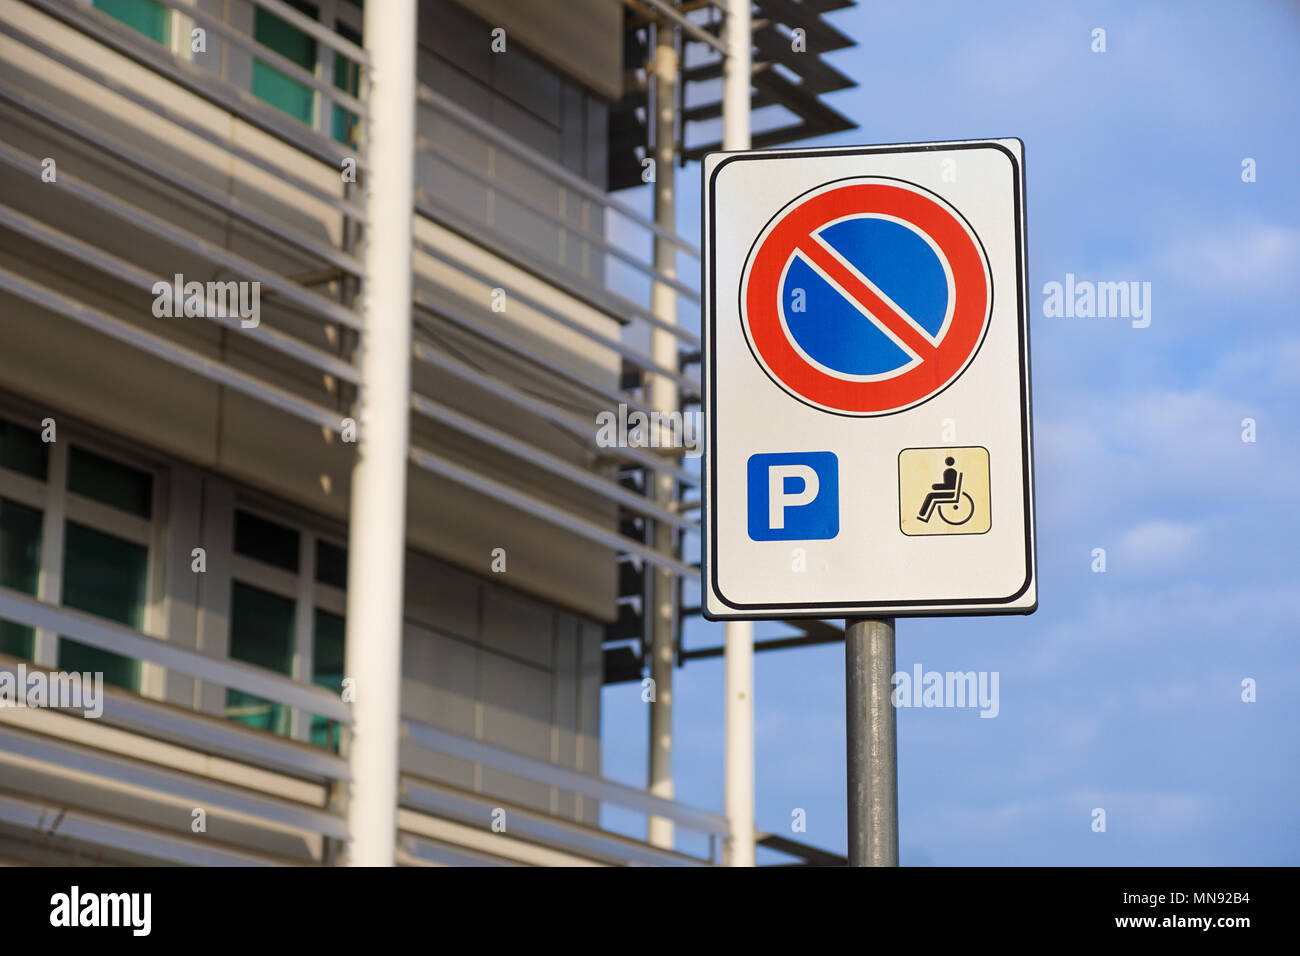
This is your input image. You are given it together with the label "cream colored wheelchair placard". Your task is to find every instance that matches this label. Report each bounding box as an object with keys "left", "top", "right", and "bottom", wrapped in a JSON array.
[{"left": 899, "top": 446, "right": 991, "bottom": 536}]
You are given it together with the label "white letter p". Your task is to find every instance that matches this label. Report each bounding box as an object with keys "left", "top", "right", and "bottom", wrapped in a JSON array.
[{"left": 769, "top": 465, "right": 819, "bottom": 529}]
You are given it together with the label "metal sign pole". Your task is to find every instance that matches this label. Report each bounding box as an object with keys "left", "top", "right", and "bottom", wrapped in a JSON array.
[{"left": 845, "top": 617, "right": 898, "bottom": 866}]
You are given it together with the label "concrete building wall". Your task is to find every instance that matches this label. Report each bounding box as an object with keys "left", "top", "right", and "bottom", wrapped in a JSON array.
[{"left": 0, "top": 0, "right": 622, "bottom": 847}]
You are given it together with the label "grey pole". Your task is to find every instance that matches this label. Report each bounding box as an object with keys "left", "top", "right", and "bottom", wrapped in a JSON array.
[{"left": 845, "top": 617, "right": 898, "bottom": 866}]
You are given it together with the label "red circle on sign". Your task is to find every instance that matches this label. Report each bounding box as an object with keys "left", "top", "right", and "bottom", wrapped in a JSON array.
[{"left": 741, "top": 178, "right": 991, "bottom": 415}]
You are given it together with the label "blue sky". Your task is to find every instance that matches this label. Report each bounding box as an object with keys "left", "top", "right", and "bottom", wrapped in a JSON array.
[{"left": 601, "top": 0, "right": 1300, "bottom": 864}]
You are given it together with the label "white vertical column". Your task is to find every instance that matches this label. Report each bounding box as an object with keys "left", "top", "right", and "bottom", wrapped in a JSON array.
[
  {"left": 647, "top": 22, "right": 679, "bottom": 851},
  {"left": 722, "top": 0, "right": 755, "bottom": 868},
  {"left": 344, "top": 0, "right": 417, "bottom": 868}
]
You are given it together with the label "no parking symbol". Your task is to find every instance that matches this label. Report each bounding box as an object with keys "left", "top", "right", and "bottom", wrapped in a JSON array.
[{"left": 741, "top": 177, "right": 992, "bottom": 416}]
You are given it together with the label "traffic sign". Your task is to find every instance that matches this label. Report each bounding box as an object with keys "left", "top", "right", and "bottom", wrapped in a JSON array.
[{"left": 703, "top": 141, "right": 1036, "bottom": 617}]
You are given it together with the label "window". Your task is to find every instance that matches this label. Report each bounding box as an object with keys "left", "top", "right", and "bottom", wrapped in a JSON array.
[
  {"left": 330, "top": 21, "right": 363, "bottom": 147},
  {"left": 0, "top": 418, "right": 159, "bottom": 689},
  {"left": 235, "top": 509, "right": 300, "bottom": 573},
  {"left": 311, "top": 608, "right": 346, "bottom": 750},
  {"left": 0, "top": 497, "right": 41, "bottom": 661},
  {"left": 252, "top": 0, "right": 319, "bottom": 125},
  {"left": 59, "top": 522, "right": 148, "bottom": 690},
  {"left": 69, "top": 445, "right": 153, "bottom": 519},
  {"left": 0, "top": 419, "right": 48, "bottom": 481},
  {"left": 226, "top": 507, "right": 346, "bottom": 747},
  {"left": 0, "top": 418, "right": 46, "bottom": 662},
  {"left": 93, "top": 0, "right": 170, "bottom": 46},
  {"left": 315, "top": 538, "right": 347, "bottom": 590},
  {"left": 57, "top": 445, "right": 156, "bottom": 690},
  {"left": 226, "top": 581, "right": 296, "bottom": 735}
]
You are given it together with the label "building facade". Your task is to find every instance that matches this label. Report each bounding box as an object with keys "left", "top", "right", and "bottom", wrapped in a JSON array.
[{"left": 0, "top": 0, "right": 853, "bottom": 865}]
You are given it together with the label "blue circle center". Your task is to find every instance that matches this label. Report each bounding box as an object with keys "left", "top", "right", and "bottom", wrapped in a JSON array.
[{"left": 781, "top": 217, "right": 949, "bottom": 376}]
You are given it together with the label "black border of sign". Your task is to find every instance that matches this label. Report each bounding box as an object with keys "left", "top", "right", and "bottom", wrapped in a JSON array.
[{"left": 702, "top": 140, "right": 1038, "bottom": 618}]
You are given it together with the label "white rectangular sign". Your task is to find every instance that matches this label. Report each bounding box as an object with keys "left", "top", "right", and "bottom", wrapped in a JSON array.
[{"left": 702, "top": 140, "right": 1036, "bottom": 618}]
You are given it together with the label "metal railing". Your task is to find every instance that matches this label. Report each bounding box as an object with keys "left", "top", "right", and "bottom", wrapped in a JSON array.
[
  {"left": 0, "top": 584, "right": 726, "bottom": 866},
  {"left": 409, "top": 84, "right": 705, "bottom": 581}
]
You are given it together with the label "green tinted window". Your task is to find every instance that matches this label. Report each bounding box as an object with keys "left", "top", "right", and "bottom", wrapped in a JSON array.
[
  {"left": 330, "top": 22, "right": 362, "bottom": 146},
  {"left": 253, "top": 0, "right": 318, "bottom": 125},
  {"left": 234, "top": 510, "right": 300, "bottom": 572},
  {"left": 68, "top": 446, "right": 153, "bottom": 518},
  {"left": 59, "top": 521, "right": 147, "bottom": 690},
  {"left": 226, "top": 581, "right": 296, "bottom": 735},
  {"left": 315, "top": 539, "right": 347, "bottom": 590},
  {"left": 94, "top": 0, "right": 169, "bottom": 45},
  {"left": 311, "top": 607, "right": 345, "bottom": 750},
  {"left": 0, "top": 497, "right": 42, "bottom": 660},
  {"left": 0, "top": 419, "right": 49, "bottom": 481}
]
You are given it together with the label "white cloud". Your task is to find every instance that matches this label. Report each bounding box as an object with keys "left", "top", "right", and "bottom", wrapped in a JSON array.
[
  {"left": 1119, "top": 520, "right": 1203, "bottom": 568},
  {"left": 1159, "top": 224, "right": 1300, "bottom": 293}
]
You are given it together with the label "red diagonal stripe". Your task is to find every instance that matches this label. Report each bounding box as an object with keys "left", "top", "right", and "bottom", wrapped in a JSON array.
[{"left": 796, "top": 238, "right": 940, "bottom": 362}]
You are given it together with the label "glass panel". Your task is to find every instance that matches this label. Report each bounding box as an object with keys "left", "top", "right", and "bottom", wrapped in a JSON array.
[
  {"left": 234, "top": 510, "right": 300, "bottom": 573},
  {"left": 252, "top": 62, "right": 316, "bottom": 124},
  {"left": 314, "top": 538, "right": 347, "bottom": 590},
  {"left": 59, "top": 521, "right": 147, "bottom": 691},
  {"left": 0, "top": 418, "right": 49, "bottom": 481},
  {"left": 67, "top": 446, "right": 153, "bottom": 518},
  {"left": 330, "top": 21, "right": 362, "bottom": 146},
  {"left": 94, "top": 0, "right": 170, "bottom": 45},
  {"left": 226, "top": 581, "right": 295, "bottom": 735},
  {"left": 310, "top": 608, "right": 345, "bottom": 750},
  {"left": 0, "top": 497, "right": 42, "bottom": 660},
  {"left": 252, "top": 0, "right": 318, "bottom": 125}
]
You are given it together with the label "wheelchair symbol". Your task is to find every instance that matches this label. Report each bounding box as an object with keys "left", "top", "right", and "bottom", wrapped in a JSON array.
[{"left": 916, "top": 456, "right": 976, "bottom": 526}]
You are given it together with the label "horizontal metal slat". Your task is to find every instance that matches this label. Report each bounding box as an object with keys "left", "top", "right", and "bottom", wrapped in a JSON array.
[
  {"left": 412, "top": 291, "right": 654, "bottom": 420},
  {"left": 0, "top": 267, "right": 350, "bottom": 437},
  {"left": 410, "top": 335, "right": 698, "bottom": 488},
  {"left": 402, "top": 778, "right": 709, "bottom": 867},
  {"left": 410, "top": 394, "right": 694, "bottom": 532},
  {"left": 412, "top": 234, "right": 700, "bottom": 393},
  {"left": 0, "top": 791, "right": 286, "bottom": 866},
  {"left": 0, "top": 725, "right": 346, "bottom": 839},
  {"left": 0, "top": 16, "right": 366, "bottom": 222},
  {"left": 402, "top": 781, "right": 698, "bottom": 866},
  {"left": 0, "top": 203, "right": 361, "bottom": 386},
  {"left": 256, "top": 0, "right": 370, "bottom": 65},
  {"left": 151, "top": 0, "right": 368, "bottom": 117},
  {"left": 22, "top": 0, "right": 364, "bottom": 173},
  {"left": 403, "top": 719, "right": 727, "bottom": 835},
  {"left": 418, "top": 134, "right": 701, "bottom": 303},
  {"left": 417, "top": 83, "right": 699, "bottom": 259},
  {"left": 416, "top": 193, "right": 701, "bottom": 348},
  {"left": 0, "top": 85, "right": 363, "bottom": 276},
  {"left": 0, "top": 585, "right": 351, "bottom": 721},
  {"left": 0, "top": 142, "right": 362, "bottom": 331},
  {"left": 408, "top": 446, "right": 697, "bottom": 579}
]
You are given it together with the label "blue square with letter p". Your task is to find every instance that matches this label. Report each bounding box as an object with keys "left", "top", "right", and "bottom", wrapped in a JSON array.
[{"left": 746, "top": 451, "right": 839, "bottom": 541}]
